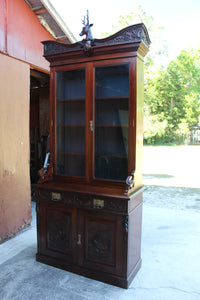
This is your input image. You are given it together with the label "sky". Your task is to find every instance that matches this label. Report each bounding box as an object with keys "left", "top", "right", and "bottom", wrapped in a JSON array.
[{"left": 50, "top": 0, "right": 200, "bottom": 66}]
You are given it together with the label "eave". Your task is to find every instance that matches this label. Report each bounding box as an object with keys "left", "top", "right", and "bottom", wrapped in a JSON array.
[{"left": 24, "top": 0, "right": 76, "bottom": 44}]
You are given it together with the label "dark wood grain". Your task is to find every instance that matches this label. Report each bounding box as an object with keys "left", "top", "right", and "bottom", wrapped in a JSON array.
[{"left": 35, "top": 23, "right": 150, "bottom": 288}]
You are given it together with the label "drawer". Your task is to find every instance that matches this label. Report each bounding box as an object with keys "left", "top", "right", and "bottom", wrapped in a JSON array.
[{"left": 35, "top": 188, "right": 127, "bottom": 213}]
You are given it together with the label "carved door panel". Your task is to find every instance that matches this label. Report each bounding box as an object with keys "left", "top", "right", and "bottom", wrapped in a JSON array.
[
  {"left": 79, "top": 210, "right": 124, "bottom": 276},
  {"left": 39, "top": 202, "right": 76, "bottom": 262}
]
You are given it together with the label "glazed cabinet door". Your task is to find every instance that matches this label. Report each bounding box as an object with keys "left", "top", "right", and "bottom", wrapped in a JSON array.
[
  {"left": 92, "top": 59, "right": 135, "bottom": 183},
  {"left": 53, "top": 59, "right": 135, "bottom": 186},
  {"left": 54, "top": 65, "right": 89, "bottom": 180},
  {"left": 38, "top": 202, "right": 77, "bottom": 263},
  {"left": 78, "top": 210, "right": 124, "bottom": 276}
]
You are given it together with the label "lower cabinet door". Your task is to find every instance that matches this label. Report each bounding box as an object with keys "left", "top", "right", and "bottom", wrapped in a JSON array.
[
  {"left": 79, "top": 210, "right": 124, "bottom": 276},
  {"left": 39, "top": 202, "right": 76, "bottom": 263}
]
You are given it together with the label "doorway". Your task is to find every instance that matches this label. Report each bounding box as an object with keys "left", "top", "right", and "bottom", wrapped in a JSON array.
[{"left": 30, "top": 69, "right": 50, "bottom": 193}]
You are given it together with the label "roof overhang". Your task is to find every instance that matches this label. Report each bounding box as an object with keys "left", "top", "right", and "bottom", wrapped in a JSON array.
[{"left": 24, "top": 0, "right": 76, "bottom": 43}]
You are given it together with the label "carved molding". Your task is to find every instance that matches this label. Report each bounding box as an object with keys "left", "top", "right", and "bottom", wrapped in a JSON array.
[
  {"left": 42, "top": 23, "right": 150, "bottom": 57},
  {"left": 104, "top": 199, "right": 125, "bottom": 211},
  {"left": 95, "top": 23, "right": 150, "bottom": 47},
  {"left": 42, "top": 40, "right": 82, "bottom": 56}
]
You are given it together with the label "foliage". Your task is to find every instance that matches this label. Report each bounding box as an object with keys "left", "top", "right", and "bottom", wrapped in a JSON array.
[
  {"left": 144, "top": 111, "right": 168, "bottom": 144},
  {"left": 101, "top": 8, "right": 200, "bottom": 145},
  {"left": 101, "top": 6, "right": 168, "bottom": 70},
  {"left": 145, "top": 48, "right": 200, "bottom": 144}
]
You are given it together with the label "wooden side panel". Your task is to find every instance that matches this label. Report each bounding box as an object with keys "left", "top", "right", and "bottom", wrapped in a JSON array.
[
  {"left": 0, "top": 54, "right": 32, "bottom": 241},
  {"left": 127, "top": 202, "right": 143, "bottom": 276},
  {"left": 133, "top": 57, "right": 144, "bottom": 191}
]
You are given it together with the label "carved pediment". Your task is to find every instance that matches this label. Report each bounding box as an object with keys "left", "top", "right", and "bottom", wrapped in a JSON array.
[
  {"left": 95, "top": 23, "right": 150, "bottom": 48},
  {"left": 42, "top": 23, "right": 150, "bottom": 57}
]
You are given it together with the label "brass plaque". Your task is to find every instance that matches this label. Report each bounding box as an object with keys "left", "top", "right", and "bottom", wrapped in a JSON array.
[
  {"left": 93, "top": 199, "right": 104, "bottom": 209},
  {"left": 52, "top": 192, "right": 61, "bottom": 201}
]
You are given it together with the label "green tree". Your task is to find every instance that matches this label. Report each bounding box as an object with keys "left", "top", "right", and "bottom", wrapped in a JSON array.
[
  {"left": 145, "top": 47, "right": 200, "bottom": 144},
  {"left": 101, "top": 7, "right": 169, "bottom": 144},
  {"left": 101, "top": 9, "right": 200, "bottom": 145},
  {"left": 176, "top": 49, "right": 200, "bottom": 125},
  {"left": 101, "top": 6, "right": 168, "bottom": 70}
]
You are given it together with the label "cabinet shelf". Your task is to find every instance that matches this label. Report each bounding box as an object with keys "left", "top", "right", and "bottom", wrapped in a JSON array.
[
  {"left": 57, "top": 124, "right": 85, "bottom": 127},
  {"left": 57, "top": 98, "right": 85, "bottom": 102},
  {"left": 57, "top": 151, "right": 85, "bottom": 156},
  {"left": 95, "top": 96, "right": 128, "bottom": 101},
  {"left": 57, "top": 124, "right": 127, "bottom": 128},
  {"left": 95, "top": 153, "right": 127, "bottom": 159},
  {"left": 95, "top": 125, "right": 128, "bottom": 128}
]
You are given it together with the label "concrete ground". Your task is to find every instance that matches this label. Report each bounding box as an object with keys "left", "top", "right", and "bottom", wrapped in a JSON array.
[
  {"left": 1, "top": 146, "right": 199, "bottom": 299},
  {"left": 0, "top": 197, "right": 200, "bottom": 300}
]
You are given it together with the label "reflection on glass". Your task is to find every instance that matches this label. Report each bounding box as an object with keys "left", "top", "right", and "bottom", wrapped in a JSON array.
[
  {"left": 56, "top": 69, "right": 85, "bottom": 177},
  {"left": 95, "top": 65, "right": 129, "bottom": 180}
]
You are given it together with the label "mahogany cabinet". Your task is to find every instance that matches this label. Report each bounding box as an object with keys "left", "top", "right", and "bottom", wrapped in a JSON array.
[{"left": 34, "top": 23, "right": 150, "bottom": 288}]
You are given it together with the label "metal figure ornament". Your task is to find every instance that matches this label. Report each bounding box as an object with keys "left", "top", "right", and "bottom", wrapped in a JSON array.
[{"left": 79, "top": 10, "right": 95, "bottom": 55}]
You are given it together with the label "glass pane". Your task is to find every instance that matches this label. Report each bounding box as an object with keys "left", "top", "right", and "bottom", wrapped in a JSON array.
[
  {"left": 57, "top": 100, "right": 85, "bottom": 126},
  {"left": 56, "top": 69, "right": 85, "bottom": 177},
  {"left": 95, "top": 65, "right": 129, "bottom": 181},
  {"left": 95, "top": 65, "right": 129, "bottom": 98},
  {"left": 57, "top": 153, "right": 85, "bottom": 177},
  {"left": 57, "top": 69, "right": 85, "bottom": 100}
]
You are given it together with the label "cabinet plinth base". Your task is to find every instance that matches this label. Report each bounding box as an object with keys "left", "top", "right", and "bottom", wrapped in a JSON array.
[{"left": 36, "top": 252, "right": 142, "bottom": 289}]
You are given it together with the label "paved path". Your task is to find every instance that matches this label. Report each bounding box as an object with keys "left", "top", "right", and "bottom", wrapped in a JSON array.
[
  {"left": 143, "top": 185, "right": 200, "bottom": 213},
  {"left": 0, "top": 146, "right": 200, "bottom": 299},
  {"left": 143, "top": 146, "right": 200, "bottom": 189},
  {"left": 0, "top": 201, "right": 200, "bottom": 300}
]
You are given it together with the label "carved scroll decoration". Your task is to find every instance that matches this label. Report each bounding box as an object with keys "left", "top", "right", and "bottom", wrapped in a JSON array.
[
  {"left": 125, "top": 171, "right": 135, "bottom": 195},
  {"left": 123, "top": 215, "right": 129, "bottom": 241},
  {"left": 95, "top": 23, "right": 150, "bottom": 47}
]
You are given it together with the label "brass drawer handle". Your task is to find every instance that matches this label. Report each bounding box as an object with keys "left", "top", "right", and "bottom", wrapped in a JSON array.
[
  {"left": 93, "top": 199, "right": 104, "bottom": 209},
  {"left": 51, "top": 192, "right": 61, "bottom": 202}
]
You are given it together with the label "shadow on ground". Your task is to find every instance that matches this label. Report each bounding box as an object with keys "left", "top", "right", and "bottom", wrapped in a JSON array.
[{"left": 143, "top": 174, "right": 174, "bottom": 179}]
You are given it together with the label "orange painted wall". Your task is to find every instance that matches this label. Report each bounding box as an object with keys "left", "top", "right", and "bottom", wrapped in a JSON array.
[
  {"left": 0, "top": 54, "right": 32, "bottom": 241},
  {"left": 0, "top": 0, "right": 58, "bottom": 241},
  {"left": 0, "top": 0, "right": 55, "bottom": 70}
]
